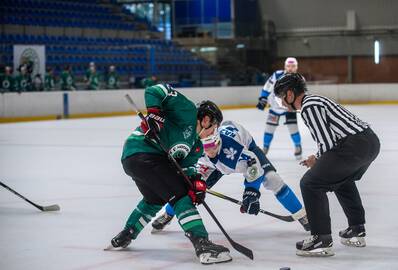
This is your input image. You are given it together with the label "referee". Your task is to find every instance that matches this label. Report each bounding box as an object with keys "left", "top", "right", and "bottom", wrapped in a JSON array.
[{"left": 273, "top": 73, "right": 380, "bottom": 257}]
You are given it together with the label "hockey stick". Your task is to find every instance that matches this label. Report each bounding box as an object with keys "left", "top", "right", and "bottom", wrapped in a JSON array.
[
  {"left": 206, "top": 189, "right": 295, "bottom": 222},
  {"left": 0, "top": 181, "right": 60, "bottom": 212},
  {"left": 124, "top": 94, "right": 254, "bottom": 260}
]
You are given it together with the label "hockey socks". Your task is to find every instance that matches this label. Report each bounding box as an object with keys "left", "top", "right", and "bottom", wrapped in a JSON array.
[
  {"left": 174, "top": 195, "right": 208, "bottom": 238},
  {"left": 165, "top": 203, "right": 175, "bottom": 216},
  {"left": 290, "top": 132, "right": 302, "bottom": 147},
  {"left": 124, "top": 199, "right": 162, "bottom": 239},
  {"left": 275, "top": 185, "right": 303, "bottom": 214},
  {"left": 263, "top": 132, "right": 274, "bottom": 148}
]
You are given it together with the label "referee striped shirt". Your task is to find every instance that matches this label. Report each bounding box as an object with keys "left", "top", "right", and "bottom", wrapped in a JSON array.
[{"left": 301, "top": 94, "right": 369, "bottom": 157}]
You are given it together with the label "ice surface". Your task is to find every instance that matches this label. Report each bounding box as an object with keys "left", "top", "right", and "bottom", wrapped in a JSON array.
[{"left": 1, "top": 105, "right": 397, "bottom": 270}]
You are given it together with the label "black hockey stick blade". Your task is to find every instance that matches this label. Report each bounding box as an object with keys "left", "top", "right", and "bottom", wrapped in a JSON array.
[
  {"left": 202, "top": 202, "right": 254, "bottom": 260},
  {"left": 207, "top": 189, "right": 294, "bottom": 222},
  {"left": 40, "top": 204, "right": 61, "bottom": 211},
  {"left": 0, "top": 181, "right": 60, "bottom": 212},
  {"left": 231, "top": 239, "right": 254, "bottom": 260}
]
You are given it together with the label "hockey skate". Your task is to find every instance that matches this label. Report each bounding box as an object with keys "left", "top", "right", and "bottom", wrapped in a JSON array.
[
  {"left": 108, "top": 227, "right": 135, "bottom": 249},
  {"left": 263, "top": 147, "right": 269, "bottom": 155},
  {"left": 186, "top": 232, "right": 232, "bottom": 264},
  {"left": 151, "top": 212, "right": 174, "bottom": 233},
  {"left": 339, "top": 224, "right": 366, "bottom": 247},
  {"left": 296, "top": 234, "right": 334, "bottom": 257},
  {"left": 294, "top": 145, "right": 302, "bottom": 160}
]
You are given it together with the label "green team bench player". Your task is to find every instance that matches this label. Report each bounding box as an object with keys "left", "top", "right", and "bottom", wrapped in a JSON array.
[
  {"left": 109, "top": 83, "right": 232, "bottom": 264},
  {"left": 60, "top": 65, "right": 76, "bottom": 91},
  {"left": 85, "top": 62, "right": 100, "bottom": 90},
  {"left": 106, "top": 65, "right": 119, "bottom": 89},
  {"left": 0, "top": 66, "right": 14, "bottom": 92}
]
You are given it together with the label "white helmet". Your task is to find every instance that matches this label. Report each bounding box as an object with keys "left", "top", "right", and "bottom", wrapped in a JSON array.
[{"left": 285, "top": 57, "right": 298, "bottom": 67}]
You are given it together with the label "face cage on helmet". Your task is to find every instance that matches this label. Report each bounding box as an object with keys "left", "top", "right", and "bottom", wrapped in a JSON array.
[{"left": 201, "top": 130, "right": 221, "bottom": 150}]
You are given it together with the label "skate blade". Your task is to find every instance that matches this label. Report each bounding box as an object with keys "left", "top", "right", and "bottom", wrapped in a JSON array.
[
  {"left": 340, "top": 237, "right": 366, "bottom": 247},
  {"left": 104, "top": 245, "right": 116, "bottom": 251},
  {"left": 199, "top": 252, "right": 232, "bottom": 264},
  {"left": 296, "top": 247, "right": 334, "bottom": 257},
  {"left": 103, "top": 245, "right": 130, "bottom": 251},
  {"left": 151, "top": 227, "right": 167, "bottom": 234},
  {"left": 295, "top": 155, "right": 302, "bottom": 161}
]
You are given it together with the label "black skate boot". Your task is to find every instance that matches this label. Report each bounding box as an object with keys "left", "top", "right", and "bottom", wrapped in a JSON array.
[
  {"left": 296, "top": 234, "right": 334, "bottom": 257},
  {"left": 151, "top": 212, "right": 174, "bottom": 233},
  {"left": 185, "top": 232, "right": 232, "bottom": 264},
  {"left": 110, "top": 227, "right": 135, "bottom": 248},
  {"left": 294, "top": 145, "right": 302, "bottom": 160},
  {"left": 339, "top": 224, "right": 366, "bottom": 247}
]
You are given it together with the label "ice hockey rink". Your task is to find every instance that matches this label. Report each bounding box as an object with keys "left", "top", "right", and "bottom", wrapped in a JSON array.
[{"left": 1, "top": 105, "right": 397, "bottom": 270}]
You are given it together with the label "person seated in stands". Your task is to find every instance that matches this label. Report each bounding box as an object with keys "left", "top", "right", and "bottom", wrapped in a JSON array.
[
  {"left": 61, "top": 65, "right": 76, "bottom": 91},
  {"left": 106, "top": 65, "right": 119, "bottom": 90},
  {"left": 0, "top": 66, "right": 15, "bottom": 92},
  {"left": 44, "top": 67, "right": 57, "bottom": 91},
  {"left": 84, "top": 62, "right": 100, "bottom": 90}
]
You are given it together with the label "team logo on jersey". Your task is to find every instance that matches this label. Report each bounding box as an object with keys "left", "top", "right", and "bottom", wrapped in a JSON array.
[
  {"left": 183, "top": 125, "right": 193, "bottom": 139},
  {"left": 247, "top": 166, "right": 259, "bottom": 181},
  {"left": 169, "top": 143, "right": 190, "bottom": 160},
  {"left": 223, "top": 147, "right": 237, "bottom": 160}
]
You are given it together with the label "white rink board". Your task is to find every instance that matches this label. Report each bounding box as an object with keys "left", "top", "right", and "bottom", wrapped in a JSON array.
[
  {"left": 1, "top": 105, "right": 397, "bottom": 270},
  {"left": 1, "top": 84, "right": 398, "bottom": 118}
]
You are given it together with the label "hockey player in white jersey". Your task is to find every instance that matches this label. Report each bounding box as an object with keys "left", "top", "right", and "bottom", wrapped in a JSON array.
[
  {"left": 152, "top": 120, "right": 310, "bottom": 232},
  {"left": 256, "top": 57, "right": 302, "bottom": 159}
]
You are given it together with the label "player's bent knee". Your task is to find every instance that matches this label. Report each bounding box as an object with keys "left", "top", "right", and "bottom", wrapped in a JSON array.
[{"left": 263, "top": 171, "right": 285, "bottom": 193}]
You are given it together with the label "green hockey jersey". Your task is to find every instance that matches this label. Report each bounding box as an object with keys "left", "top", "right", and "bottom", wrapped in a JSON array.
[{"left": 122, "top": 84, "right": 203, "bottom": 174}]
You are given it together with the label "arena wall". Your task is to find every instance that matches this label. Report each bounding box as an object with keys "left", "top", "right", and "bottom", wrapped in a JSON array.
[{"left": 1, "top": 84, "right": 398, "bottom": 122}]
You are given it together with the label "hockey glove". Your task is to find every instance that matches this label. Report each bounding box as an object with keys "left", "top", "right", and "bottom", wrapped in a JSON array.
[
  {"left": 188, "top": 174, "right": 207, "bottom": 205},
  {"left": 240, "top": 187, "right": 261, "bottom": 215},
  {"left": 256, "top": 97, "right": 268, "bottom": 110},
  {"left": 140, "top": 107, "right": 165, "bottom": 140}
]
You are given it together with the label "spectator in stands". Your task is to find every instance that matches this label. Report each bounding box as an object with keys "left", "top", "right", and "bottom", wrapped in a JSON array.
[
  {"left": 141, "top": 75, "right": 157, "bottom": 88},
  {"left": 44, "top": 67, "right": 57, "bottom": 91},
  {"left": 14, "top": 65, "right": 31, "bottom": 92},
  {"left": 61, "top": 65, "right": 76, "bottom": 91},
  {"left": 85, "top": 62, "right": 100, "bottom": 90},
  {"left": 32, "top": 74, "right": 44, "bottom": 91},
  {"left": 106, "top": 65, "right": 119, "bottom": 89},
  {"left": 0, "top": 66, "right": 14, "bottom": 92}
]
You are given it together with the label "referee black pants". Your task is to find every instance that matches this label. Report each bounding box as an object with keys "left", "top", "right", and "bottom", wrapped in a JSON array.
[{"left": 300, "top": 128, "right": 380, "bottom": 235}]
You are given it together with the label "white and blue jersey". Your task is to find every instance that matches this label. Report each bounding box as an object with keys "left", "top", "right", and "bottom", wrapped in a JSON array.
[
  {"left": 198, "top": 121, "right": 276, "bottom": 190},
  {"left": 164, "top": 121, "right": 304, "bottom": 217},
  {"left": 260, "top": 70, "right": 287, "bottom": 115}
]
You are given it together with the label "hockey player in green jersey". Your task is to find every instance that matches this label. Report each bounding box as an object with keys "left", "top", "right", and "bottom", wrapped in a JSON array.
[
  {"left": 84, "top": 62, "right": 100, "bottom": 90},
  {"left": 105, "top": 65, "right": 119, "bottom": 89},
  {"left": 14, "top": 65, "right": 31, "bottom": 92},
  {"left": 0, "top": 66, "right": 14, "bottom": 92},
  {"left": 44, "top": 67, "right": 56, "bottom": 91},
  {"left": 60, "top": 65, "right": 76, "bottom": 91},
  {"left": 110, "top": 83, "right": 232, "bottom": 264}
]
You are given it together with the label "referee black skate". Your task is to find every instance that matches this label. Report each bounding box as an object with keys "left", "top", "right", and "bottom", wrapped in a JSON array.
[{"left": 273, "top": 73, "right": 380, "bottom": 257}]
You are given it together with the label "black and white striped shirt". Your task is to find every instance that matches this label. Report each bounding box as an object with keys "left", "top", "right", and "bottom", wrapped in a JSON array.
[{"left": 301, "top": 94, "right": 369, "bottom": 157}]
